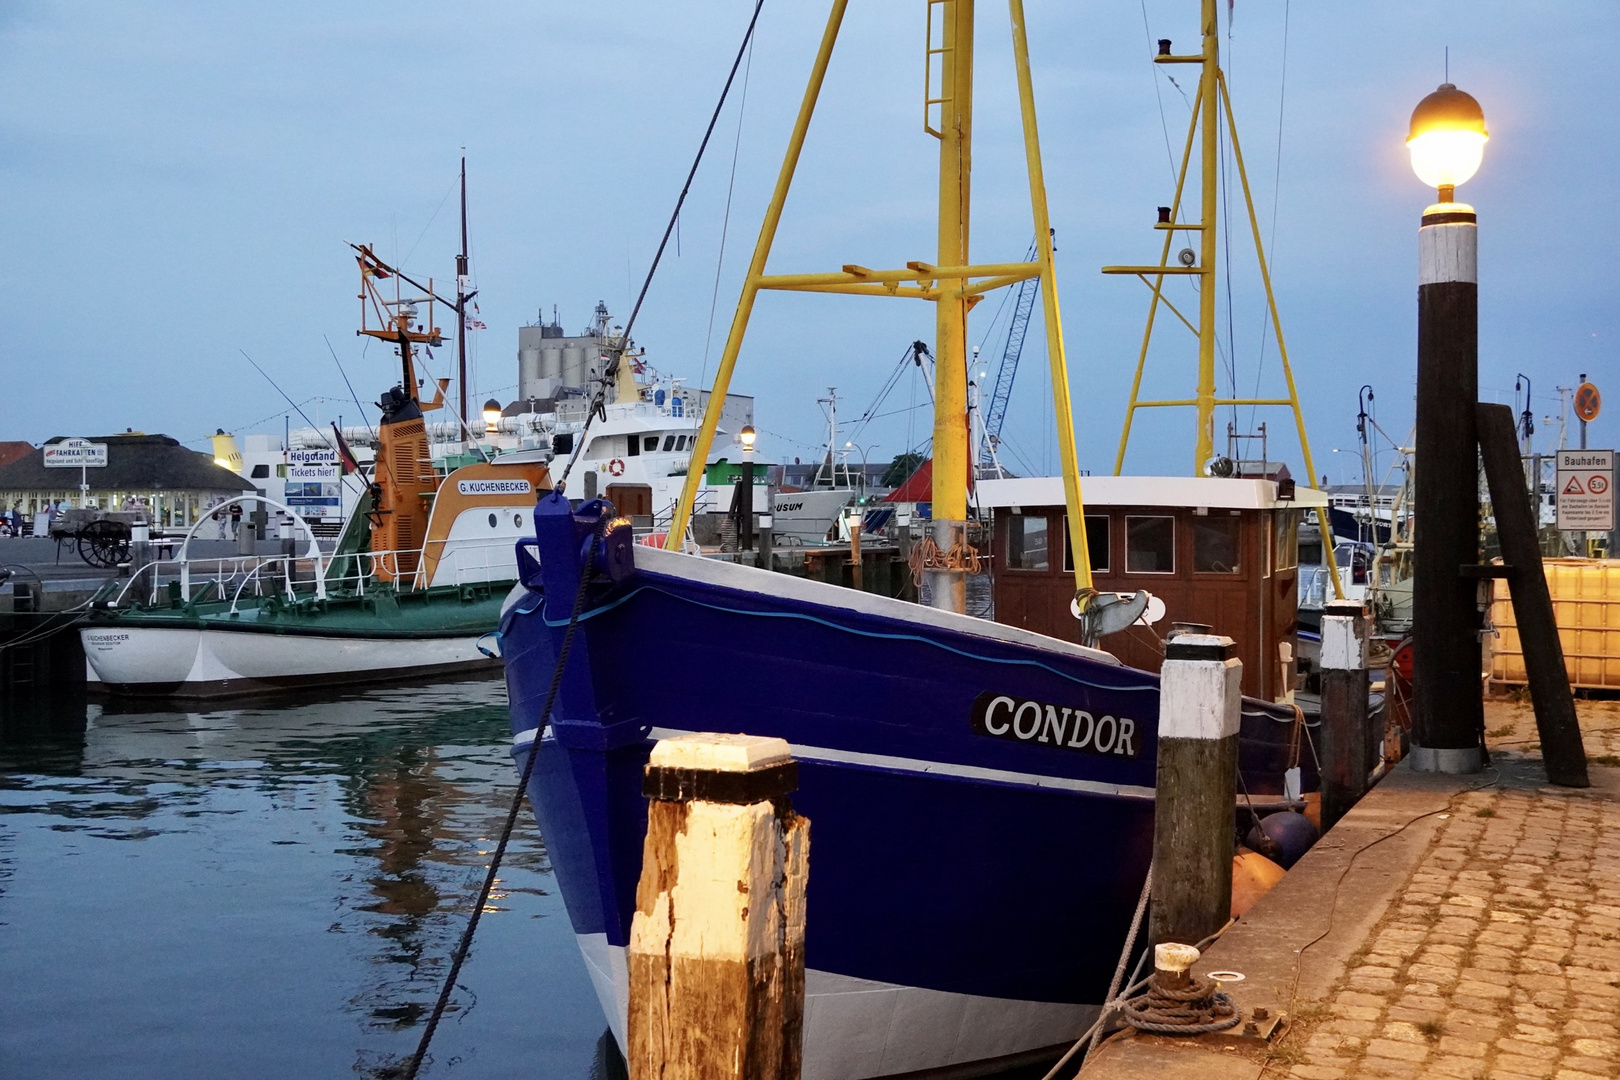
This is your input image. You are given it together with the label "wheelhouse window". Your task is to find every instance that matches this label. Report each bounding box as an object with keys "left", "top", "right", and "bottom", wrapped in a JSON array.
[
  {"left": 1125, "top": 516, "right": 1175, "bottom": 574},
  {"left": 1274, "top": 510, "right": 1298, "bottom": 570},
  {"left": 627, "top": 436, "right": 640, "bottom": 457},
  {"left": 1063, "top": 514, "right": 1111, "bottom": 573},
  {"left": 1192, "top": 514, "right": 1241, "bottom": 574},
  {"left": 1006, "top": 513, "right": 1050, "bottom": 571},
  {"left": 645, "top": 436, "right": 659, "bottom": 452},
  {"left": 662, "top": 435, "right": 677, "bottom": 452}
]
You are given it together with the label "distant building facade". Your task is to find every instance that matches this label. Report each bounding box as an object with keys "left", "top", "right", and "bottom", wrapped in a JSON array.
[{"left": 0, "top": 433, "right": 253, "bottom": 527}]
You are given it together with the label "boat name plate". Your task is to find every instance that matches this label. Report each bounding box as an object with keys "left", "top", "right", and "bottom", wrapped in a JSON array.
[{"left": 970, "top": 691, "right": 1140, "bottom": 758}]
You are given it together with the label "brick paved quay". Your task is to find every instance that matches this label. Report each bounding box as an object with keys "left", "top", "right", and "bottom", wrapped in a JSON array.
[{"left": 1081, "top": 697, "right": 1620, "bottom": 1080}]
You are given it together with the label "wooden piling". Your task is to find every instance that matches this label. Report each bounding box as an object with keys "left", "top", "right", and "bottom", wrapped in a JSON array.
[
  {"left": 1476, "top": 403, "right": 1589, "bottom": 787},
  {"left": 849, "top": 515, "right": 863, "bottom": 592},
  {"left": 1151, "top": 634, "right": 1242, "bottom": 947},
  {"left": 1318, "top": 600, "right": 1370, "bottom": 830},
  {"left": 629, "top": 733, "right": 810, "bottom": 1080}
]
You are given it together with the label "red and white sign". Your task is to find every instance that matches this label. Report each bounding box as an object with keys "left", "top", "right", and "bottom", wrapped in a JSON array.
[{"left": 1556, "top": 450, "right": 1615, "bottom": 531}]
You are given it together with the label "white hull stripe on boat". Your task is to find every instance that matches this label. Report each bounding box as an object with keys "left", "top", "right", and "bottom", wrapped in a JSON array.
[
  {"left": 512, "top": 724, "right": 1153, "bottom": 798},
  {"left": 646, "top": 726, "right": 1155, "bottom": 800}
]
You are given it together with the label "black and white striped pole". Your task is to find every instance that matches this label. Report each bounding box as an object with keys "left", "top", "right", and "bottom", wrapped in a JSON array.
[{"left": 1407, "top": 83, "right": 1490, "bottom": 775}]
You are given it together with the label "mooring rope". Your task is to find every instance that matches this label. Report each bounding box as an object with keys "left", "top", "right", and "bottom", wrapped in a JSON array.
[
  {"left": 397, "top": 520, "right": 604, "bottom": 1080},
  {"left": 1120, "top": 970, "right": 1242, "bottom": 1035}
]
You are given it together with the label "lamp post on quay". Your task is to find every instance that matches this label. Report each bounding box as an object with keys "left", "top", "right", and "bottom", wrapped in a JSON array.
[
  {"left": 844, "top": 440, "right": 880, "bottom": 497},
  {"left": 1407, "top": 82, "right": 1489, "bottom": 774},
  {"left": 738, "top": 424, "right": 757, "bottom": 552}
]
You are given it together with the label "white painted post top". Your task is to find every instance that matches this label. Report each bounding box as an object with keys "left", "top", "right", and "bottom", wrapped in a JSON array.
[
  {"left": 1160, "top": 634, "right": 1243, "bottom": 741},
  {"left": 649, "top": 733, "right": 793, "bottom": 773},
  {"left": 1320, "top": 614, "right": 1369, "bottom": 672},
  {"left": 1155, "top": 942, "right": 1201, "bottom": 973}
]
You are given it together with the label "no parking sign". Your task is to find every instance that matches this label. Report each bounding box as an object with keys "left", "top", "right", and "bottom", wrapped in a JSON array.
[{"left": 1556, "top": 450, "right": 1616, "bottom": 531}]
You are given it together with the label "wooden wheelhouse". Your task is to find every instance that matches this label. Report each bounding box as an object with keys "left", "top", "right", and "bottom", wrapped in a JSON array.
[{"left": 978, "top": 476, "right": 1329, "bottom": 701}]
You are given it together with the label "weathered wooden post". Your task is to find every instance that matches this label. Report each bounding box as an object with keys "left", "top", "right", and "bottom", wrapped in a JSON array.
[
  {"left": 1318, "top": 600, "right": 1370, "bottom": 830},
  {"left": 1151, "top": 634, "right": 1242, "bottom": 946},
  {"left": 849, "top": 509, "right": 863, "bottom": 592},
  {"left": 1476, "top": 403, "right": 1589, "bottom": 787},
  {"left": 629, "top": 733, "right": 810, "bottom": 1080}
]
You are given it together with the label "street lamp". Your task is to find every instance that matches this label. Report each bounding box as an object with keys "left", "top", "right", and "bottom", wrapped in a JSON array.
[
  {"left": 738, "top": 425, "right": 756, "bottom": 552},
  {"left": 1408, "top": 80, "right": 1487, "bottom": 776},
  {"left": 1406, "top": 83, "right": 1488, "bottom": 205},
  {"left": 843, "top": 440, "right": 879, "bottom": 496},
  {"left": 483, "top": 399, "right": 503, "bottom": 435}
]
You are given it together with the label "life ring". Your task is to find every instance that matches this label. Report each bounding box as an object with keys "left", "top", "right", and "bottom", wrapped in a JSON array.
[{"left": 608, "top": 458, "right": 626, "bottom": 477}]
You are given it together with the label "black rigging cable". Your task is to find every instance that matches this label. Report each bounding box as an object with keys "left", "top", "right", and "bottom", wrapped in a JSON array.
[
  {"left": 238, "top": 350, "right": 338, "bottom": 452},
  {"left": 397, "top": 523, "right": 604, "bottom": 1080},
  {"left": 619, "top": 0, "right": 766, "bottom": 351},
  {"left": 1248, "top": 0, "right": 1291, "bottom": 433},
  {"left": 700, "top": 29, "right": 756, "bottom": 393}
]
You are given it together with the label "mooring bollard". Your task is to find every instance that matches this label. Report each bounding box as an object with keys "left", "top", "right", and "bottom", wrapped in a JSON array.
[
  {"left": 628, "top": 733, "right": 809, "bottom": 1080},
  {"left": 1319, "top": 599, "right": 1370, "bottom": 831},
  {"left": 1151, "top": 634, "right": 1242, "bottom": 947}
]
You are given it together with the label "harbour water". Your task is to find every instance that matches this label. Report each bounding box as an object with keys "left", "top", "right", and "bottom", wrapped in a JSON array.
[{"left": 0, "top": 677, "right": 618, "bottom": 1079}]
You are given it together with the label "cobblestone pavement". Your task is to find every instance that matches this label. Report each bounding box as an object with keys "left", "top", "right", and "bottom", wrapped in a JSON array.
[
  {"left": 1277, "top": 751, "right": 1620, "bottom": 1080},
  {"left": 1485, "top": 696, "right": 1620, "bottom": 763}
]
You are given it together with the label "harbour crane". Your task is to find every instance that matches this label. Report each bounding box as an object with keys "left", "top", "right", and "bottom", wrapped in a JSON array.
[{"left": 978, "top": 240, "right": 1040, "bottom": 478}]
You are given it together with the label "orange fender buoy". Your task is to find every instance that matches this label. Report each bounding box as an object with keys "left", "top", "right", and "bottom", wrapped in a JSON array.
[
  {"left": 1301, "top": 791, "right": 1322, "bottom": 832},
  {"left": 1231, "top": 849, "right": 1286, "bottom": 919}
]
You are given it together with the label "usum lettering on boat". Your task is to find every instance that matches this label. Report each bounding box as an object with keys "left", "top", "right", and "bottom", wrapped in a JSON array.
[
  {"left": 457, "top": 479, "right": 533, "bottom": 496},
  {"left": 969, "top": 692, "right": 1140, "bottom": 757},
  {"left": 774, "top": 500, "right": 805, "bottom": 512}
]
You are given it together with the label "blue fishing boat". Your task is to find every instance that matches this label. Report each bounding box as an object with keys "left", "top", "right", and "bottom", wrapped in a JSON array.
[
  {"left": 502, "top": 1, "right": 1323, "bottom": 1075},
  {"left": 500, "top": 496, "right": 1306, "bottom": 1077}
]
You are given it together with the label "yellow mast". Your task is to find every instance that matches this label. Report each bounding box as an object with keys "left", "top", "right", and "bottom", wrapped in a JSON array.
[
  {"left": 663, "top": 0, "right": 1094, "bottom": 615},
  {"left": 1101, "top": 0, "right": 1342, "bottom": 596},
  {"left": 928, "top": 0, "right": 974, "bottom": 614}
]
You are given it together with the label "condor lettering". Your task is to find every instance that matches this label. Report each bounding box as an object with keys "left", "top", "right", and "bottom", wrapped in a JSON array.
[{"left": 970, "top": 691, "right": 1139, "bottom": 758}]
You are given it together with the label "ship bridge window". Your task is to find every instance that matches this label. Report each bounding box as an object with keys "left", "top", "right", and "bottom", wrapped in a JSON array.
[
  {"left": 1274, "top": 510, "right": 1298, "bottom": 570},
  {"left": 1193, "top": 515, "right": 1241, "bottom": 574},
  {"left": 1125, "top": 516, "right": 1175, "bottom": 574},
  {"left": 644, "top": 436, "right": 659, "bottom": 453},
  {"left": 627, "top": 436, "right": 640, "bottom": 457},
  {"left": 250, "top": 464, "right": 270, "bottom": 479},
  {"left": 662, "top": 435, "right": 676, "bottom": 452},
  {"left": 1063, "top": 514, "right": 1111, "bottom": 574},
  {"left": 1007, "top": 513, "right": 1050, "bottom": 572}
]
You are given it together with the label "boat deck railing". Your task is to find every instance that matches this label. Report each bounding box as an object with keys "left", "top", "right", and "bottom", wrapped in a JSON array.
[{"left": 112, "top": 538, "right": 521, "bottom": 613}]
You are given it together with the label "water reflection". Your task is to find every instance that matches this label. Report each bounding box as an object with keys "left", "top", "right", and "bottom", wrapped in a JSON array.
[{"left": 0, "top": 678, "right": 603, "bottom": 1078}]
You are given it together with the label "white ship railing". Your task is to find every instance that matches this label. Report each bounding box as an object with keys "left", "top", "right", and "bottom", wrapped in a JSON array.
[{"left": 113, "top": 539, "right": 521, "bottom": 611}]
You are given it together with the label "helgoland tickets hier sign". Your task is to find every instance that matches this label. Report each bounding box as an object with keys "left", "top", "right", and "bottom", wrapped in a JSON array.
[
  {"left": 1556, "top": 450, "right": 1615, "bottom": 531},
  {"left": 43, "top": 438, "right": 108, "bottom": 468}
]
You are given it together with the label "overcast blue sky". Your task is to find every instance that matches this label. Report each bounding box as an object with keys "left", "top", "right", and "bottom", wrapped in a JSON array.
[{"left": 1, "top": 1, "right": 1614, "bottom": 483}]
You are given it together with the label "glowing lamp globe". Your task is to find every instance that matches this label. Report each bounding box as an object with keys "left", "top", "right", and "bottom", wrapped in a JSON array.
[
  {"left": 740, "top": 425, "right": 757, "bottom": 452},
  {"left": 482, "top": 398, "right": 503, "bottom": 434},
  {"left": 1407, "top": 83, "right": 1488, "bottom": 200}
]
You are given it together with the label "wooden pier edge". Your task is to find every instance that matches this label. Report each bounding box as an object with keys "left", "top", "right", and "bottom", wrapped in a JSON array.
[{"left": 628, "top": 733, "right": 810, "bottom": 1080}]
